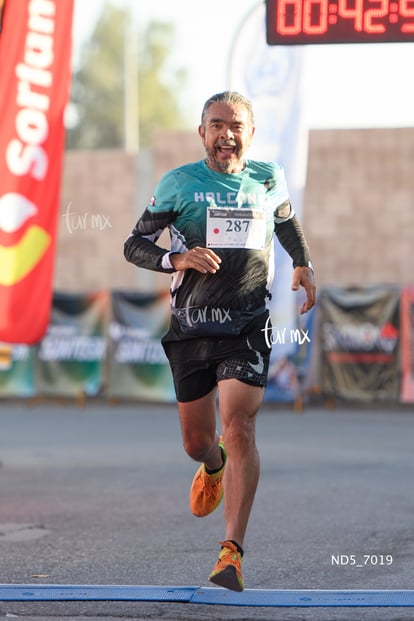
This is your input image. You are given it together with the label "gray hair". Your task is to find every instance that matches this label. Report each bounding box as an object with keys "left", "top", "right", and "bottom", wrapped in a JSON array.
[{"left": 200, "top": 91, "right": 255, "bottom": 126}]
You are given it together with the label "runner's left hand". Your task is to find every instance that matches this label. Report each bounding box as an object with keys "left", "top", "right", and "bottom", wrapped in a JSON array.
[{"left": 291, "top": 266, "right": 316, "bottom": 314}]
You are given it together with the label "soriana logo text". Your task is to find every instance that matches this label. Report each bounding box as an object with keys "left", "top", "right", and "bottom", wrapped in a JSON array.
[
  {"left": 0, "top": 0, "right": 73, "bottom": 343},
  {"left": 0, "top": 1, "right": 58, "bottom": 286},
  {"left": 0, "top": 194, "right": 50, "bottom": 285}
]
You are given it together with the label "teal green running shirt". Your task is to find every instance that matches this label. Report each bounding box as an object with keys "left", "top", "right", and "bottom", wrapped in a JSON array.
[{"left": 124, "top": 159, "right": 311, "bottom": 336}]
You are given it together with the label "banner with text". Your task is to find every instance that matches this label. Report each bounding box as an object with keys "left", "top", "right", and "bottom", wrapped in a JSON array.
[
  {"left": 319, "top": 286, "right": 400, "bottom": 402},
  {"left": 35, "top": 291, "right": 108, "bottom": 398},
  {"left": 0, "top": 0, "right": 74, "bottom": 344},
  {"left": 0, "top": 342, "right": 35, "bottom": 397},
  {"left": 108, "top": 290, "right": 175, "bottom": 402}
]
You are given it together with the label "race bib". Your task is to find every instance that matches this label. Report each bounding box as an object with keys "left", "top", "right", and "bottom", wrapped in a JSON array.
[{"left": 206, "top": 207, "right": 266, "bottom": 250}]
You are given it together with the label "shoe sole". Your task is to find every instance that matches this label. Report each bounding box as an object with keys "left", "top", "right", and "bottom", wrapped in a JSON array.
[{"left": 209, "top": 565, "right": 244, "bottom": 592}]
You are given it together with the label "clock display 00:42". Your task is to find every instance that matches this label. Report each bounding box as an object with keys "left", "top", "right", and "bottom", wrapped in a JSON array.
[{"left": 266, "top": 0, "right": 414, "bottom": 43}]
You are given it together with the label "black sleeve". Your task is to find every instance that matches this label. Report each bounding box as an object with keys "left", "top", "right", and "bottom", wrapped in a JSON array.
[
  {"left": 123, "top": 208, "right": 176, "bottom": 273},
  {"left": 275, "top": 214, "right": 312, "bottom": 268}
]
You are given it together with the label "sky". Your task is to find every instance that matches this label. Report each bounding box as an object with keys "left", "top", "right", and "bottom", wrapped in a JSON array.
[{"left": 71, "top": 0, "right": 414, "bottom": 130}]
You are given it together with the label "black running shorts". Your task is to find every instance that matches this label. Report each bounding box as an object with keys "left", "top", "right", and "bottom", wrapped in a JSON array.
[{"left": 162, "top": 311, "right": 271, "bottom": 403}]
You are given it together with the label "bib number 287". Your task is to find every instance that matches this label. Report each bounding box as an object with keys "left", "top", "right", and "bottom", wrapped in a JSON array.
[{"left": 206, "top": 207, "right": 266, "bottom": 250}]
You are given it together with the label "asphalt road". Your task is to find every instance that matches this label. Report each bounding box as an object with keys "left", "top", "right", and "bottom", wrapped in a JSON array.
[{"left": 0, "top": 400, "right": 413, "bottom": 621}]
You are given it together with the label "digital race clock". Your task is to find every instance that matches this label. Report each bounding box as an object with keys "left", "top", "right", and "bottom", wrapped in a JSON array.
[{"left": 266, "top": 0, "right": 414, "bottom": 43}]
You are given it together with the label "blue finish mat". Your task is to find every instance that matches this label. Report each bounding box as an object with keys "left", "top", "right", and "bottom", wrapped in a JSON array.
[{"left": 1, "top": 585, "right": 414, "bottom": 607}]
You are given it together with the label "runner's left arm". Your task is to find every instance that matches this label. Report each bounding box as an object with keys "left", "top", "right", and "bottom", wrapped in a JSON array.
[
  {"left": 275, "top": 204, "right": 312, "bottom": 269},
  {"left": 274, "top": 200, "right": 316, "bottom": 312}
]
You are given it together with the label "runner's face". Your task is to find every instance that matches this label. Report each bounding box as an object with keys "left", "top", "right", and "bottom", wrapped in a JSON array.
[{"left": 199, "top": 102, "right": 255, "bottom": 173}]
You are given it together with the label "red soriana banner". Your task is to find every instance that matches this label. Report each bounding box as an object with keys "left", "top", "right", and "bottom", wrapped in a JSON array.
[
  {"left": 0, "top": 0, "right": 74, "bottom": 344},
  {"left": 400, "top": 286, "right": 414, "bottom": 403}
]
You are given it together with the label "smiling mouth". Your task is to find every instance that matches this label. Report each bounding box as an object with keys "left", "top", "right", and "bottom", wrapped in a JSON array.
[{"left": 215, "top": 142, "right": 237, "bottom": 156}]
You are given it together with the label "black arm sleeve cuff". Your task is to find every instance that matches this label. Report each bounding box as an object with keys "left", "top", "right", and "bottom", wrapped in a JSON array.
[
  {"left": 124, "top": 233, "right": 174, "bottom": 273},
  {"left": 123, "top": 208, "right": 176, "bottom": 273},
  {"left": 275, "top": 215, "right": 311, "bottom": 268}
]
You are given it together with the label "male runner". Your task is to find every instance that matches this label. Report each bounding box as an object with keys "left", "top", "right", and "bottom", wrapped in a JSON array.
[{"left": 124, "top": 91, "right": 316, "bottom": 591}]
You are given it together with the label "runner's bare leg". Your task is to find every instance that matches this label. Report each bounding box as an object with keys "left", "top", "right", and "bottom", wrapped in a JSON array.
[
  {"left": 217, "top": 378, "right": 263, "bottom": 547},
  {"left": 178, "top": 388, "right": 223, "bottom": 471}
]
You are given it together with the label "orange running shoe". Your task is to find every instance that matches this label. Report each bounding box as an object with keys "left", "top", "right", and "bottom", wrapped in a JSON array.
[
  {"left": 189, "top": 438, "right": 226, "bottom": 517},
  {"left": 208, "top": 540, "right": 244, "bottom": 592}
]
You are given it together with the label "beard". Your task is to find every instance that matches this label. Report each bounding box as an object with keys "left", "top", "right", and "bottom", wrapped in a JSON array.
[{"left": 204, "top": 140, "right": 245, "bottom": 173}]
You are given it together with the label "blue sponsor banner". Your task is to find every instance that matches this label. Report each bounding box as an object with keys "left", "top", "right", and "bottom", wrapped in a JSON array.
[
  {"left": 0, "top": 342, "right": 35, "bottom": 398},
  {"left": 35, "top": 291, "right": 109, "bottom": 398},
  {"left": 107, "top": 290, "right": 175, "bottom": 402}
]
